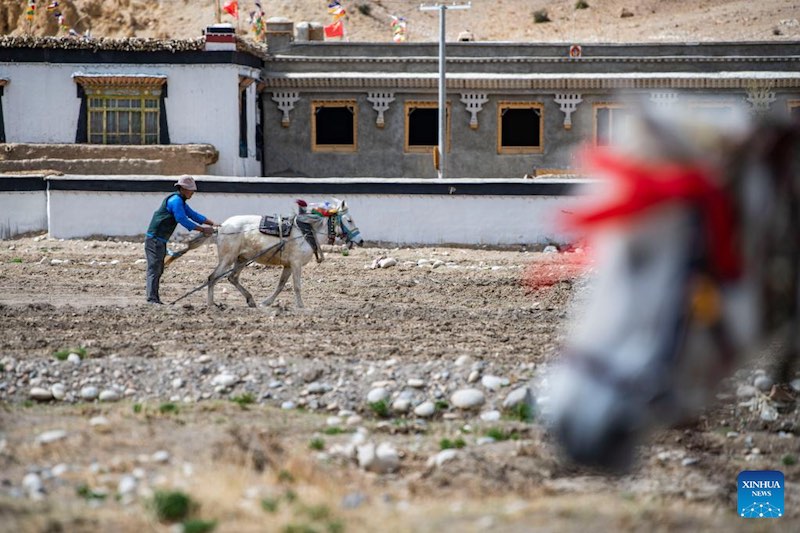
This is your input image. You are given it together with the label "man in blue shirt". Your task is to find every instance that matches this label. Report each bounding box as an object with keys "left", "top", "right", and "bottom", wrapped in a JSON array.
[{"left": 145, "top": 175, "right": 216, "bottom": 304}]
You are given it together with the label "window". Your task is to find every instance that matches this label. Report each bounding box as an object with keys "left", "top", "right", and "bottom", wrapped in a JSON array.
[
  {"left": 594, "top": 104, "right": 633, "bottom": 146},
  {"left": 311, "top": 100, "right": 357, "bottom": 152},
  {"left": 497, "top": 102, "right": 543, "bottom": 154},
  {"left": 73, "top": 75, "right": 168, "bottom": 144},
  {"left": 404, "top": 101, "right": 450, "bottom": 153},
  {"left": 789, "top": 100, "right": 800, "bottom": 120},
  {"left": 87, "top": 94, "right": 160, "bottom": 144}
]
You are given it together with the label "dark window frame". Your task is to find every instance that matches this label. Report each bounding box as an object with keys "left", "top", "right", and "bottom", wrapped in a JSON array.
[
  {"left": 404, "top": 101, "right": 451, "bottom": 154},
  {"left": 311, "top": 99, "right": 358, "bottom": 153},
  {"left": 496, "top": 101, "right": 544, "bottom": 154},
  {"left": 75, "top": 81, "right": 169, "bottom": 145}
]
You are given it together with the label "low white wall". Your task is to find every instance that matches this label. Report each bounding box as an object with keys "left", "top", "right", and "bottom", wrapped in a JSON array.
[
  {"left": 1, "top": 176, "right": 583, "bottom": 245},
  {"left": 0, "top": 191, "right": 47, "bottom": 239},
  {"left": 46, "top": 190, "right": 578, "bottom": 246}
]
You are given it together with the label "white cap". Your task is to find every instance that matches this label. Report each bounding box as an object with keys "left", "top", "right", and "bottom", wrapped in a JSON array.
[{"left": 174, "top": 175, "right": 197, "bottom": 191}]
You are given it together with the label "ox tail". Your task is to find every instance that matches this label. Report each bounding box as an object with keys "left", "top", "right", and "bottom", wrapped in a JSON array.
[{"left": 164, "top": 233, "right": 214, "bottom": 268}]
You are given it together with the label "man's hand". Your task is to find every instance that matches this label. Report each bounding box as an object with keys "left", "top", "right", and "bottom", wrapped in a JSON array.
[
  {"left": 204, "top": 219, "right": 216, "bottom": 227},
  {"left": 201, "top": 226, "right": 214, "bottom": 236}
]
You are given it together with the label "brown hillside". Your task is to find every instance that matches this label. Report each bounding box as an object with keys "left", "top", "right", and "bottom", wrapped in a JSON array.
[{"left": 1, "top": 0, "right": 799, "bottom": 43}]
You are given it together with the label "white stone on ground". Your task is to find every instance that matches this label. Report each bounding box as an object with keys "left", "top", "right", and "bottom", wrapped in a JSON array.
[
  {"left": 211, "top": 373, "right": 238, "bottom": 388},
  {"left": 378, "top": 257, "right": 397, "bottom": 269},
  {"left": 480, "top": 410, "right": 501, "bottom": 422},
  {"left": 502, "top": 386, "right": 533, "bottom": 410},
  {"left": 281, "top": 401, "right": 296, "bottom": 410},
  {"left": 67, "top": 353, "right": 82, "bottom": 365},
  {"left": 467, "top": 370, "right": 480, "bottom": 383},
  {"left": 366, "top": 387, "right": 390, "bottom": 404},
  {"left": 451, "top": 388, "right": 485, "bottom": 409},
  {"left": 22, "top": 473, "right": 44, "bottom": 499},
  {"left": 80, "top": 386, "right": 99, "bottom": 400},
  {"left": 89, "top": 416, "right": 111, "bottom": 432},
  {"left": 152, "top": 450, "right": 170, "bottom": 463},
  {"left": 118, "top": 475, "right": 137, "bottom": 496},
  {"left": 407, "top": 378, "right": 425, "bottom": 388},
  {"left": 427, "top": 449, "right": 458, "bottom": 468},
  {"left": 50, "top": 383, "right": 65, "bottom": 401},
  {"left": 454, "top": 355, "right": 471, "bottom": 367},
  {"left": 29, "top": 387, "right": 53, "bottom": 401},
  {"left": 481, "top": 375, "right": 507, "bottom": 391},
  {"left": 36, "top": 429, "right": 67, "bottom": 445},
  {"left": 414, "top": 401, "right": 435, "bottom": 418},
  {"left": 99, "top": 390, "right": 120, "bottom": 402},
  {"left": 391, "top": 398, "right": 411, "bottom": 413}
]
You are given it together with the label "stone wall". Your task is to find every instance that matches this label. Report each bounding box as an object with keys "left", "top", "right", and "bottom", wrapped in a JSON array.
[{"left": 0, "top": 143, "right": 218, "bottom": 175}]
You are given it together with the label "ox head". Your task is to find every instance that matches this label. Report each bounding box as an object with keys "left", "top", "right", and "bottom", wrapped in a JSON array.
[
  {"left": 545, "top": 103, "right": 798, "bottom": 472},
  {"left": 331, "top": 199, "right": 364, "bottom": 248}
]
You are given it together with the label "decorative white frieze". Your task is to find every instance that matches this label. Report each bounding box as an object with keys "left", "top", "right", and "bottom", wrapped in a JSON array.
[
  {"left": 271, "top": 91, "right": 300, "bottom": 127},
  {"left": 553, "top": 93, "right": 583, "bottom": 130},
  {"left": 460, "top": 92, "right": 489, "bottom": 130},
  {"left": 745, "top": 82, "right": 776, "bottom": 115},
  {"left": 650, "top": 91, "right": 679, "bottom": 108},
  {"left": 366, "top": 91, "right": 395, "bottom": 128}
]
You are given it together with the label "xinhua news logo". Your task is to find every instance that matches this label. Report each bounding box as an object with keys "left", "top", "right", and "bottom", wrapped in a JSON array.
[{"left": 737, "top": 470, "right": 784, "bottom": 518}]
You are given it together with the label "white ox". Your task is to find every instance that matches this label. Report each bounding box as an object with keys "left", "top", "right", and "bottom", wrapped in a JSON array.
[{"left": 167, "top": 199, "right": 363, "bottom": 308}]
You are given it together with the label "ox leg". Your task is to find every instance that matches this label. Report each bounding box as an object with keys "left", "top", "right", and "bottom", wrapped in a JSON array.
[
  {"left": 207, "top": 259, "right": 233, "bottom": 307},
  {"left": 291, "top": 265, "right": 304, "bottom": 308},
  {"left": 228, "top": 262, "right": 256, "bottom": 308},
  {"left": 262, "top": 266, "right": 291, "bottom": 307}
]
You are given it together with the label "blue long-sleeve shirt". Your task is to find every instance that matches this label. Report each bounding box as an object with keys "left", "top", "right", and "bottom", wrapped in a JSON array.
[
  {"left": 146, "top": 193, "right": 208, "bottom": 242},
  {"left": 166, "top": 194, "right": 206, "bottom": 232}
]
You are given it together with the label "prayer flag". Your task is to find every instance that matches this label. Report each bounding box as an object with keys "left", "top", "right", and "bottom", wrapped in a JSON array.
[
  {"left": 391, "top": 16, "right": 408, "bottom": 43},
  {"left": 46, "top": 2, "right": 59, "bottom": 12},
  {"left": 223, "top": 0, "right": 239, "bottom": 19},
  {"left": 324, "top": 19, "right": 344, "bottom": 38},
  {"left": 328, "top": 1, "right": 346, "bottom": 19}
]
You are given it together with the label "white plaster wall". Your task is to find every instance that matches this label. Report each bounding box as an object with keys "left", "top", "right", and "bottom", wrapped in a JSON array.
[
  {"left": 0, "top": 191, "right": 47, "bottom": 239},
  {"left": 0, "top": 62, "right": 261, "bottom": 176},
  {"left": 44, "top": 189, "right": 577, "bottom": 245}
]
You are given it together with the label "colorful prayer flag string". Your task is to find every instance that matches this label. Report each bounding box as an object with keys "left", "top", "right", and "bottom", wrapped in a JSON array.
[
  {"left": 391, "top": 16, "right": 408, "bottom": 43},
  {"left": 249, "top": 0, "right": 266, "bottom": 41},
  {"left": 325, "top": 1, "right": 346, "bottom": 39}
]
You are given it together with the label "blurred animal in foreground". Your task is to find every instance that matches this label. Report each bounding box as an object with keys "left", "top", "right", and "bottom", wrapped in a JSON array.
[
  {"left": 546, "top": 106, "right": 799, "bottom": 472},
  {"left": 166, "top": 199, "right": 363, "bottom": 308}
]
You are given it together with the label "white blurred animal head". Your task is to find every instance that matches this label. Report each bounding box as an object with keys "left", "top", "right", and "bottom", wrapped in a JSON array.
[{"left": 548, "top": 102, "right": 800, "bottom": 472}]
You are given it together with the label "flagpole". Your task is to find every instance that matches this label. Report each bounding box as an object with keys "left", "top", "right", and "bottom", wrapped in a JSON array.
[{"left": 419, "top": 2, "right": 471, "bottom": 179}]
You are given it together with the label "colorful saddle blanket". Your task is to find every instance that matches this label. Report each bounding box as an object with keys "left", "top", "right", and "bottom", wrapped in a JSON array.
[{"left": 258, "top": 215, "right": 294, "bottom": 237}]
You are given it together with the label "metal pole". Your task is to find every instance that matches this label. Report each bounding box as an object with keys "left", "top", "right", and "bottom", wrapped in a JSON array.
[
  {"left": 420, "top": 3, "right": 471, "bottom": 179},
  {"left": 437, "top": 6, "right": 446, "bottom": 179}
]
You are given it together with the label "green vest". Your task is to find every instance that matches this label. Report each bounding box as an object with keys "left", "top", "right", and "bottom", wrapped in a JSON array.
[{"left": 147, "top": 193, "right": 181, "bottom": 241}]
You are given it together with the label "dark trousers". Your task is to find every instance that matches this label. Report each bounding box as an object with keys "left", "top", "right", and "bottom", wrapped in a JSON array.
[{"left": 145, "top": 237, "right": 167, "bottom": 303}]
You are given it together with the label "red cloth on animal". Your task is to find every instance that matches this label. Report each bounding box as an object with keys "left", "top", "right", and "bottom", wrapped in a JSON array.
[{"left": 568, "top": 147, "right": 742, "bottom": 281}]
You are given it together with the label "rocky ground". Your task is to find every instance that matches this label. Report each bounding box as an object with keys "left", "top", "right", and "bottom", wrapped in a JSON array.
[
  {"left": 2, "top": 0, "right": 799, "bottom": 43},
  {"left": 0, "top": 234, "right": 798, "bottom": 532}
]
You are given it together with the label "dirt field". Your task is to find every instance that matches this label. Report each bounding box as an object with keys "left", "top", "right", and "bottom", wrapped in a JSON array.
[{"left": 0, "top": 235, "right": 797, "bottom": 532}]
